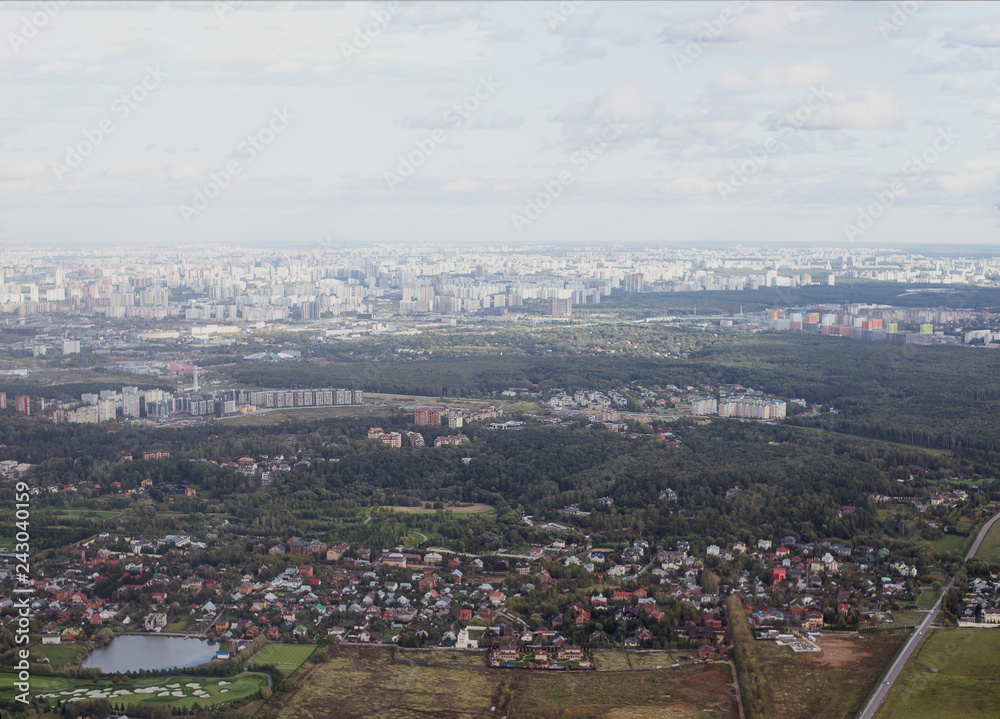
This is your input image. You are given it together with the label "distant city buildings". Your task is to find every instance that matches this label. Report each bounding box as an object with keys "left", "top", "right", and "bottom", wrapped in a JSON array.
[
  {"left": 766, "top": 306, "right": 969, "bottom": 345},
  {"left": 691, "top": 398, "right": 718, "bottom": 416},
  {"left": 550, "top": 297, "right": 572, "bottom": 316},
  {"left": 718, "top": 399, "right": 786, "bottom": 420},
  {"left": 59, "top": 385, "right": 364, "bottom": 424}
]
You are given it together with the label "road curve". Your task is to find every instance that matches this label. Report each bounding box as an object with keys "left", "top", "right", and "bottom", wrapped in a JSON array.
[{"left": 965, "top": 509, "right": 1000, "bottom": 561}]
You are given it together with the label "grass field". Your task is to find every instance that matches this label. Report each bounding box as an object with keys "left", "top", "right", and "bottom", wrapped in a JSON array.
[
  {"left": 592, "top": 649, "right": 690, "bottom": 670},
  {"left": 43, "top": 508, "right": 124, "bottom": 519},
  {"left": 756, "top": 631, "right": 907, "bottom": 719},
  {"left": 930, "top": 533, "right": 968, "bottom": 556},
  {"left": 163, "top": 616, "right": 200, "bottom": 633},
  {"left": 223, "top": 404, "right": 393, "bottom": 425},
  {"left": 366, "top": 393, "right": 494, "bottom": 409},
  {"left": 272, "top": 646, "right": 739, "bottom": 719},
  {"left": 395, "top": 648, "right": 488, "bottom": 669},
  {"left": 501, "top": 399, "right": 545, "bottom": 414},
  {"left": 30, "top": 643, "right": 90, "bottom": 670},
  {"left": 972, "top": 518, "right": 1000, "bottom": 563},
  {"left": 0, "top": 508, "right": 123, "bottom": 524},
  {"left": 877, "top": 629, "right": 1000, "bottom": 719},
  {"left": 402, "top": 529, "right": 435, "bottom": 549},
  {"left": 509, "top": 663, "right": 738, "bottom": 719},
  {"left": 916, "top": 589, "right": 938, "bottom": 610},
  {"left": 891, "top": 610, "right": 929, "bottom": 627},
  {"left": 253, "top": 644, "right": 315, "bottom": 674},
  {"left": 0, "top": 671, "right": 267, "bottom": 710},
  {"left": 387, "top": 503, "right": 493, "bottom": 515}
]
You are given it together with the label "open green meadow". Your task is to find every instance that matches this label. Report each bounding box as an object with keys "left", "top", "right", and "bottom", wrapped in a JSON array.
[
  {"left": 915, "top": 588, "right": 938, "bottom": 610},
  {"left": 877, "top": 629, "right": 1000, "bottom": 719},
  {"left": 0, "top": 671, "right": 268, "bottom": 711},
  {"left": 973, "top": 518, "right": 1000, "bottom": 563},
  {"left": 252, "top": 644, "right": 315, "bottom": 673},
  {"left": 930, "top": 533, "right": 968, "bottom": 556},
  {"left": 30, "top": 643, "right": 90, "bottom": 670},
  {"left": 889, "top": 610, "right": 928, "bottom": 627},
  {"left": 387, "top": 503, "right": 493, "bottom": 515},
  {"left": 222, "top": 404, "right": 392, "bottom": 425}
]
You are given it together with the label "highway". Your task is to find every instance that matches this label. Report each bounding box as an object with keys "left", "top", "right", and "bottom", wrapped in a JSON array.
[{"left": 858, "top": 507, "right": 1000, "bottom": 719}]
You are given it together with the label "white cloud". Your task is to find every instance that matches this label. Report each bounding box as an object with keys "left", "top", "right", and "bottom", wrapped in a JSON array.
[
  {"left": 713, "top": 60, "right": 838, "bottom": 89},
  {"left": 553, "top": 86, "right": 666, "bottom": 140},
  {"left": 940, "top": 76, "right": 991, "bottom": 92},
  {"left": 934, "top": 160, "right": 1000, "bottom": 196},
  {"left": 1, "top": 0, "right": 997, "bottom": 245},
  {"left": 770, "top": 90, "right": 902, "bottom": 131},
  {"left": 443, "top": 178, "right": 483, "bottom": 192},
  {"left": 946, "top": 21, "right": 1000, "bottom": 48}
]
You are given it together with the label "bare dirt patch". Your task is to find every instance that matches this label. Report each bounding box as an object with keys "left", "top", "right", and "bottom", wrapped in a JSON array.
[
  {"left": 756, "top": 631, "right": 907, "bottom": 719},
  {"left": 272, "top": 646, "right": 738, "bottom": 719},
  {"left": 810, "top": 635, "right": 874, "bottom": 667}
]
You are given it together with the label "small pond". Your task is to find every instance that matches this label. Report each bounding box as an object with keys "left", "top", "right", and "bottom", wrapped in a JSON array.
[{"left": 82, "top": 635, "right": 219, "bottom": 673}]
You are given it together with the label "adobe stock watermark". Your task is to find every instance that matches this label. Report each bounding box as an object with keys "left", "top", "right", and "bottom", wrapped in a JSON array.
[
  {"left": 510, "top": 117, "right": 626, "bottom": 234},
  {"left": 214, "top": 0, "right": 247, "bottom": 21},
  {"left": 717, "top": 85, "right": 829, "bottom": 202},
  {"left": 12, "top": 480, "right": 32, "bottom": 706},
  {"left": 843, "top": 126, "right": 958, "bottom": 242},
  {"left": 178, "top": 107, "right": 295, "bottom": 223},
  {"left": 52, "top": 65, "right": 167, "bottom": 181},
  {"left": 341, "top": 1, "right": 403, "bottom": 60},
  {"left": 7, "top": 0, "right": 69, "bottom": 54},
  {"left": 384, "top": 75, "right": 500, "bottom": 192},
  {"left": 317, "top": 234, "right": 347, "bottom": 252},
  {"left": 673, "top": 0, "right": 750, "bottom": 73},
  {"left": 547, "top": 0, "right": 585, "bottom": 30},
  {"left": 878, "top": 0, "right": 925, "bottom": 40}
]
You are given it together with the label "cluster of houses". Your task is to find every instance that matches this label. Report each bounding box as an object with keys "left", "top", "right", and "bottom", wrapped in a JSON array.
[
  {"left": 1, "top": 529, "right": 727, "bottom": 658},
  {"left": 872, "top": 489, "right": 969, "bottom": 513},
  {"left": 0, "top": 494, "right": 969, "bottom": 664},
  {"left": 488, "top": 643, "right": 589, "bottom": 669},
  {"left": 956, "top": 573, "right": 1000, "bottom": 627},
  {"left": 367, "top": 427, "right": 471, "bottom": 449},
  {"left": 545, "top": 383, "right": 789, "bottom": 427}
]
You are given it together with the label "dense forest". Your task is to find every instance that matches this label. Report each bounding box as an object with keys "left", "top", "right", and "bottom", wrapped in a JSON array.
[
  {"left": 3, "top": 411, "right": 990, "bottom": 569},
  {"left": 602, "top": 282, "right": 1000, "bottom": 315},
  {"left": 221, "top": 330, "right": 1000, "bottom": 456}
]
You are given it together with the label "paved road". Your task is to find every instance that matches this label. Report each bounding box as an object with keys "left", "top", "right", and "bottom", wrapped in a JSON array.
[
  {"left": 857, "top": 580, "right": 951, "bottom": 719},
  {"left": 965, "top": 509, "right": 1000, "bottom": 561},
  {"left": 859, "top": 507, "right": 1000, "bottom": 719}
]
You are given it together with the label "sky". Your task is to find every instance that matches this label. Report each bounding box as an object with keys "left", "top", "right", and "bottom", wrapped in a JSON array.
[{"left": 1, "top": 0, "right": 999, "bottom": 249}]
